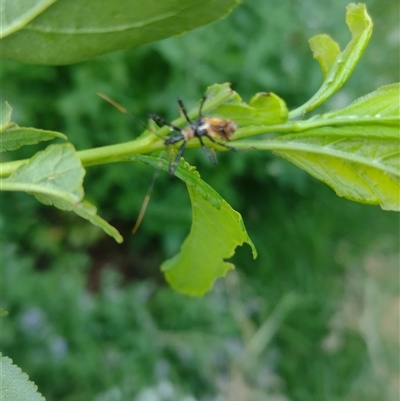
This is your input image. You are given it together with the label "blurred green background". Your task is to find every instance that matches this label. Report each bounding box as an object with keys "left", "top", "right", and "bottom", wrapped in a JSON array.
[{"left": 1, "top": 0, "right": 399, "bottom": 400}]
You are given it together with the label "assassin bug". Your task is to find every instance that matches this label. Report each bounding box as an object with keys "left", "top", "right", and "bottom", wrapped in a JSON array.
[
  {"left": 150, "top": 95, "right": 237, "bottom": 175},
  {"left": 97, "top": 92, "right": 238, "bottom": 233}
]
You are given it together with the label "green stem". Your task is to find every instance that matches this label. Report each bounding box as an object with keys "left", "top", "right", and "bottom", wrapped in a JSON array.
[
  {"left": 77, "top": 136, "right": 162, "bottom": 167},
  {"left": 1, "top": 103, "right": 394, "bottom": 178},
  {"left": 0, "top": 89, "right": 235, "bottom": 178},
  {"left": 233, "top": 116, "right": 396, "bottom": 140},
  {"left": 0, "top": 136, "right": 164, "bottom": 178}
]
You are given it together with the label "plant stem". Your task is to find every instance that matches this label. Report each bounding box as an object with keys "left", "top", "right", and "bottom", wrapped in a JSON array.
[
  {"left": 0, "top": 114, "right": 394, "bottom": 178},
  {"left": 0, "top": 88, "right": 236, "bottom": 178}
]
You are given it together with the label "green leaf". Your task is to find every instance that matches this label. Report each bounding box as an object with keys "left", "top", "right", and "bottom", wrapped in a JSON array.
[
  {"left": 134, "top": 155, "right": 257, "bottom": 296},
  {"left": 67, "top": 199, "right": 124, "bottom": 244},
  {"left": 1, "top": 0, "right": 57, "bottom": 37},
  {"left": 1, "top": 143, "right": 123, "bottom": 243},
  {"left": 249, "top": 92, "right": 289, "bottom": 124},
  {"left": 205, "top": 82, "right": 242, "bottom": 103},
  {"left": 2, "top": 143, "right": 85, "bottom": 201},
  {"left": 1, "top": 101, "right": 13, "bottom": 130},
  {"left": 211, "top": 90, "right": 288, "bottom": 126},
  {"left": 290, "top": 3, "right": 373, "bottom": 117},
  {"left": 1, "top": 126, "right": 67, "bottom": 153},
  {"left": 251, "top": 85, "right": 400, "bottom": 211},
  {"left": 0, "top": 354, "right": 46, "bottom": 401},
  {"left": 145, "top": 82, "right": 286, "bottom": 136},
  {"left": 272, "top": 133, "right": 399, "bottom": 210},
  {"left": 308, "top": 34, "right": 340, "bottom": 78},
  {"left": 0, "top": 102, "right": 66, "bottom": 152},
  {"left": 318, "top": 83, "right": 400, "bottom": 122},
  {"left": 1, "top": 0, "right": 239, "bottom": 65}
]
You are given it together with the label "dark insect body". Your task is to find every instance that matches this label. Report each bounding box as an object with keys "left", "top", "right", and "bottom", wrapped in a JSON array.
[{"left": 150, "top": 96, "right": 237, "bottom": 175}]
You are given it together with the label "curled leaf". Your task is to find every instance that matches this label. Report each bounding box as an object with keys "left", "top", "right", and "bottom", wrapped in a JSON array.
[
  {"left": 291, "top": 3, "right": 373, "bottom": 116},
  {"left": 134, "top": 155, "right": 257, "bottom": 296}
]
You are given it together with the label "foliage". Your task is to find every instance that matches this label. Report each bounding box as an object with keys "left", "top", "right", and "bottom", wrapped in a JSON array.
[
  {"left": 2, "top": 220, "right": 399, "bottom": 400},
  {"left": 1, "top": 141, "right": 123, "bottom": 243},
  {"left": 0, "top": 354, "right": 45, "bottom": 401},
  {"left": 1, "top": 3, "right": 399, "bottom": 295},
  {"left": 1, "top": 0, "right": 399, "bottom": 400},
  {"left": 0, "top": 102, "right": 66, "bottom": 151},
  {"left": 1, "top": 0, "right": 238, "bottom": 65},
  {"left": 135, "top": 155, "right": 257, "bottom": 295}
]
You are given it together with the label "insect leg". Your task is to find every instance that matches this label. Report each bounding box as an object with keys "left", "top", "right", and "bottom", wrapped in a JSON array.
[
  {"left": 178, "top": 95, "right": 207, "bottom": 122},
  {"left": 205, "top": 135, "right": 238, "bottom": 152},
  {"left": 169, "top": 140, "right": 187, "bottom": 175},
  {"left": 164, "top": 132, "right": 185, "bottom": 146},
  {"left": 149, "top": 114, "right": 182, "bottom": 132},
  {"left": 198, "top": 95, "right": 207, "bottom": 118},
  {"left": 197, "top": 136, "right": 217, "bottom": 164},
  {"left": 177, "top": 98, "right": 192, "bottom": 124}
]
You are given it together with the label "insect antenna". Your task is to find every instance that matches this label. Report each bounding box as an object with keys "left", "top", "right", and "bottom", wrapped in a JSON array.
[
  {"left": 131, "top": 152, "right": 166, "bottom": 233},
  {"left": 97, "top": 92, "right": 150, "bottom": 131},
  {"left": 97, "top": 92, "right": 167, "bottom": 234}
]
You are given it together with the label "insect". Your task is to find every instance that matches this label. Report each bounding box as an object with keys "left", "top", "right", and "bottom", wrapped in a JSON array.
[
  {"left": 150, "top": 95, "right": 238, "bottom": 175},
  {"left": 97, "top": 92, "right": 238, "bottom": 233}
]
